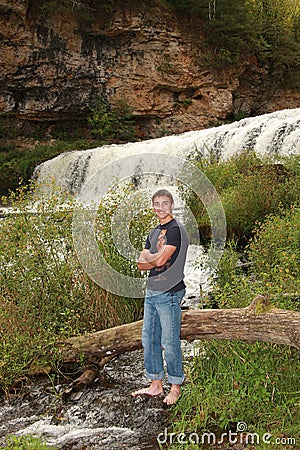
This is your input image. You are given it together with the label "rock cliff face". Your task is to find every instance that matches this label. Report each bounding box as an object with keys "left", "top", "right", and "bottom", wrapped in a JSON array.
[{"left": 0, "top": 0, "right": 299, "bottom": 138}]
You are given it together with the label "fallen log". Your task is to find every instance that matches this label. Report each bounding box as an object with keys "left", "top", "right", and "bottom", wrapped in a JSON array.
[{"left": 60, "top": 295, "right": 300, "bottom": 366}]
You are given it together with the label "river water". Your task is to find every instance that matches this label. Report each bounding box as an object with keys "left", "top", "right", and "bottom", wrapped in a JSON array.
[{"left": 0, "top": 336, "right": 198, "bottom": 449}]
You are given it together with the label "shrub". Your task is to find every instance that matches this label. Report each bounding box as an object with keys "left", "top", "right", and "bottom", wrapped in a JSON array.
[
  {"left": 221, "top": 168, "right": 293, "bottom": 242},
  {"left": 88, "top": 96, "right": 137, "bottom": 143},
  {"left": 182, "top": 152, "right": 300, "bottom": 245},
  {"left": 167, "top": 0, "right": 300, "bottom": 72},
  {"left": 0, "top": 139, "right": 97, "bottom": 195},
  {"left": 247, "top": 205, "right": 300, "bottom": 309},
  {"left": 207, "top": 205, "right": 300, "bottom": 310}
]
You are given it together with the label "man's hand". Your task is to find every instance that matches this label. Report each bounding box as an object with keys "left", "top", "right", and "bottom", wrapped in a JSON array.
[{"left": 156, "top": 235, "right": 166, "bottom": 252}]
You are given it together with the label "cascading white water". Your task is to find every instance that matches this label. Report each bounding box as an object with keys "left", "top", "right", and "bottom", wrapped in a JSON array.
[{"left": 35, "top": 108, "right": 300, "bottom": 196}]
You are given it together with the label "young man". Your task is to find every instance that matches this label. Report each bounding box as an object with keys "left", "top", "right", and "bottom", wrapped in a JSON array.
[{"left": 131, "top": 189, "right": 189, "bottom": 405}]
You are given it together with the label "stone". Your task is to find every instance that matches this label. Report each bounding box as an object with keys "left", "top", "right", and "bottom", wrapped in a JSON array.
[{"left": 0, "top": 0, "right": 299, "bottom": 138}]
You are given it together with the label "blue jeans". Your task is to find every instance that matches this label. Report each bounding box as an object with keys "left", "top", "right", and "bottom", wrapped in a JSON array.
[{"left": 142, "top": 288, "right": 186, "bottom": 385}]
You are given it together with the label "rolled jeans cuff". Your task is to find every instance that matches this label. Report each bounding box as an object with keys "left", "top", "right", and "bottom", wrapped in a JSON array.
[
  {"left": 146, "top": 370, "right": 165, "bottom": 380},
  {"left": 168, "top": 374, "right": 185, "bottom": 385}
]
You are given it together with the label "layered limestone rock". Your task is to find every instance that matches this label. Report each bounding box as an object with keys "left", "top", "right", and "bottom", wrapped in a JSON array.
[{"left": 0, "top": 0, "right": 299, "bottom": 138}]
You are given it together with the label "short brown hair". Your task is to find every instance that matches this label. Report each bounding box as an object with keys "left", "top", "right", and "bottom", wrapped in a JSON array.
[{"left": 152, "top": 189, "right": 174, "bottom": 204}]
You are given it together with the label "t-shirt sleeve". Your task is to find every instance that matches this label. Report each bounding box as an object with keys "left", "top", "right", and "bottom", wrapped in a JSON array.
[
  {"left": 145, "top": 235, "right": 151, "bottom": 249},
  {"left": 166, "top": 226, "right": 181, "bottom": 248}
]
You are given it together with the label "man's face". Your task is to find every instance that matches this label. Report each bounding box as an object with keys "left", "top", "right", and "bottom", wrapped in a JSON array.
[{"left": 152, "top": 195, "right": 173, "bottom": 220}]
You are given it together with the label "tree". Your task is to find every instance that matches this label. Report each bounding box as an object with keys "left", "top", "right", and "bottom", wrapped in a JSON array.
[
  {"left": 60, "top": 296, "right": 300, "bottom": 367},
  {"left": 167, "top": 0, "right": 300, "bottom": 69}
]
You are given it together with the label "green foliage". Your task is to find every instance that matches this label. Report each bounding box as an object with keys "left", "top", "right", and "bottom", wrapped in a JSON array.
[
  {"left": 248, "top": 205, "right": 300, "bottom": 307},
  {"left": 3, "top": 435, "right": 56, "bottom": 449},
  {"left": 252, "top": 0, "right": 300, "bottom": 66},
  {"left": 250, "top": 207, "right": 300, "bottom": 278},
  {"left": 182, "top": 152, "right": 300, "bottom": 245},
  {"left": 167, "top": 0, "right": 257, "bottom": 64},
  {"left": 88, "top": 96, "right": 137, "bottom": 143},
  {"left": 208, "top": 205, "right": 300, "bottom": 310},
  {"left": 169, "top": 340, "right": 300, "bottom": 446},
  {"left": 167, "top": 0, "right": 300, "bottom": 71},
  {"left": 204, "top": 240, "right": 254, "bottom": 309},
  {"left": 207, "top": 0, "right": 258, "bottom": 65},
  {"left": 0, "top": 139, "right": 98, "bottom": 195},
  {"left": 95, "top": 185, "right": 156, "bottom": 277},
  {"left": 0, "top": 182, "right": 153, "bottom": 391},
  {"left": 222, "top": 172, "right": 290, "bottom": 242},
  {"left": 38, "top": 0, "right": 71, "bottom": 15}
]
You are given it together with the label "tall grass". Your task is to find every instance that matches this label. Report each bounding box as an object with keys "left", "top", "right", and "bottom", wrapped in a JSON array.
[{"left": 0, "top": 182, "right": 154, "bottom": 392}]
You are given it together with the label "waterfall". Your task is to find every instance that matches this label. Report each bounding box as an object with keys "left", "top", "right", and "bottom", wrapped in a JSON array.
[{"left": 34, "top": 108, "right": 300, "bottom": 196}]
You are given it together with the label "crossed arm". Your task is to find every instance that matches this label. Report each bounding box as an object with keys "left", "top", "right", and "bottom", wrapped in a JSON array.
[{"left": 137, "top": 244, "right": 176, "bottom": 271}]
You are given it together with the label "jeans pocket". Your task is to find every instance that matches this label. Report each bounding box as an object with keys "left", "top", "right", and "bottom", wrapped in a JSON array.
[
  {"left": 170, "top": 292, "right": 180, "bottom": 307},
  {"left": 172, "top": 289, "right": 186, "bottom": 305},
  {"left": 170, "top": 292, "right": 175, "bottom": 306}
]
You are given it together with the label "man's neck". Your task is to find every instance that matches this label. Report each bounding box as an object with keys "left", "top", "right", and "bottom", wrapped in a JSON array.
[{"left": 159, "top": 215, "right": 173, "bottom": 225}]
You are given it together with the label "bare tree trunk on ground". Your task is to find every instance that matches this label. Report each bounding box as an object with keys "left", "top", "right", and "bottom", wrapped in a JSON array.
[{"left": 60, "top": 295, "right": 300, "bottom": 366}]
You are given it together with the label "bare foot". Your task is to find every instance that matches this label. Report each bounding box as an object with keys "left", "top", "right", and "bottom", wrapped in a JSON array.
[
  {"left": 163, "top": 387, "right": 180, "bottom": 405},
  {"left": 131, "top": 387, "right": 164, "bottom": 397}
]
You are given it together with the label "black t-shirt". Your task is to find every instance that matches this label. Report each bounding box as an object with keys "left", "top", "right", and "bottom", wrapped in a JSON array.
[{"left": 144, "top": 218, "right": 189, "bottom": 292}]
